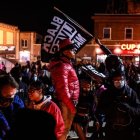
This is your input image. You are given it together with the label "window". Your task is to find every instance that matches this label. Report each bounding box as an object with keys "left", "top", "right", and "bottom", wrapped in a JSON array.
[
  {"left": 125, "top": 28, "right": 133, "bottom": 39},
  {"left": 25, "top": 40, "right": 27, "bottom": 46},
  {"left": 21, "top": 39, "right": 28, "bottom": 47},
  {"left": 0, "top": 30, "right": 3, "bottom": 44},
  {"left": 6, "top": 32, "right": 13, "bottom": 44},
  {"left": 103, "top": 28, "right": 111, "bottom": 39}
]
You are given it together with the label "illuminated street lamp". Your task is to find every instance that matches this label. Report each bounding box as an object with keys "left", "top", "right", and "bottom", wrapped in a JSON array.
[
  {"left": 114, "top": 47, "right": 122, "bottom": 55},
  {"left": 95, "top": 47, "right": 103, "bottom": 54}
]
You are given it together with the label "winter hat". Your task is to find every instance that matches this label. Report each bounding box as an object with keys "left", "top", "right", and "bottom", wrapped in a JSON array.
[
  {"left": 105, "top": 54, "right": 125, "bottom": 76},
  {"left": 59, "top": 38, "right": 76, "bottom": 52}
]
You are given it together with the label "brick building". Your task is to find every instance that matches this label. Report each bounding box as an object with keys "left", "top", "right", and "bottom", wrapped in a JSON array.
[
  {"left": 19, "top": 32, "right": 42, "bottom": 63},
  {"left": 77, "top": 0, "right": 140, "bottom": 66},
  {"left": 0, "top": 22, "right": 42, "bottom": 64}
]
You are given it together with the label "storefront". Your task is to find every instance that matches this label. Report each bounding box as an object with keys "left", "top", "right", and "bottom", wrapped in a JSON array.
[
  {"left": 114, "top": 43, "right": 140, "bottom": 66},
  {"left": 95, "top": 43, "right": 140, "bottom": 66},
  {"left": 0, "top": 46, "right": 16, "bottom": 59},
  {"left": 19, "top": 50, "right": 30, "bottom": 63}
]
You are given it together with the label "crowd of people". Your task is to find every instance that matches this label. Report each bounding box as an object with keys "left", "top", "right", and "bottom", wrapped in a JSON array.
[{"left": 0, "top": 38, "right": 140, "bottom": 140}]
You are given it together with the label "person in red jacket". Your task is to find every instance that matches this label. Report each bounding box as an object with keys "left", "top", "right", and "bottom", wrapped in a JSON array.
[
  {"left": 27, "top": 80, "right": 65, "bottom": 140},
  {"left": 48, "top": 38, "right": 80, "bottom": 140}
]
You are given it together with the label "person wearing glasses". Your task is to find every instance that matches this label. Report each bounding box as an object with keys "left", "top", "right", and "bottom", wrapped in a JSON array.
[{"left": 27, "top": 80, "right": 65, "bottom": 140}]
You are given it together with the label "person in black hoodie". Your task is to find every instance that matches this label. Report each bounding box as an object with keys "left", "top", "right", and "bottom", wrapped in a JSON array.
[{"left": 96, "top": 70, "right": 140, "bottom": 140}]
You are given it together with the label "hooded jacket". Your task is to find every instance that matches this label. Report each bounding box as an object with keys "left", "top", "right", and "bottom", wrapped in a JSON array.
[{"left": 28, "top": 95, "right": 65, "bottom": 139}]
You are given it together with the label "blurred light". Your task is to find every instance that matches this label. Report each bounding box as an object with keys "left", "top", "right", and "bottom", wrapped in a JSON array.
[
  {"left": 114, "top": 47, "right": 122, "bottom": 54},
  {"left": 96, "top": 48, "right": 103, "bottom": 54},
  {"left": 134, "top": 49, "right": 140, "bottom": 54},
  {"left": 19, "top": 51, "right": 30, "bottom": 62},
  {"left": 135, "top": 57, "right": 139, "bottom": 61}
]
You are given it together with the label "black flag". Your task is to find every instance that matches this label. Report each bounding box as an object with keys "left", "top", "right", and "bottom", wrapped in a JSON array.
[
  {"left": 81, "top": 64, "right": 106, "bottom": 82},
  {"left": 41, "top": 7, "right": 93, "bottom": 62}
]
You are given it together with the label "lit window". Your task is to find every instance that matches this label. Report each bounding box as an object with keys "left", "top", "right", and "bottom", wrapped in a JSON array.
[
  {"left": 0, "top": 30, "right": 3, "bottom": 44},
  {"left": 6, "top": 32, "right": 13, "bottom": 44}
]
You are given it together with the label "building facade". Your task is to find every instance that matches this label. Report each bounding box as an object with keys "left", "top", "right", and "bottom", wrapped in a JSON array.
[
  {"left": 19, "top": 32, "right": 42, "bottom": 63},
  {"left": 0, "top": 23, "right": 19, "bottom": 60},
  {"left": 77, "top": 0, "right": 140, "bottom": 66},
  {"left": 0, "top": 22, "right": 42, "bottom": 64},
  {"left": 92, "top": 14, "right": 140, "bottom": 65}
]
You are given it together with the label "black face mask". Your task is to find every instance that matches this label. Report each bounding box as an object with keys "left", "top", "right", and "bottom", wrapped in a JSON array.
[{"left": 0, "top": 96, "right": 14, "bottom": 107}]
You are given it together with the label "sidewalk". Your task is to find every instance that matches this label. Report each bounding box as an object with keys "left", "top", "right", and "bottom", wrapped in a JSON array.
[
  {"left": 67, "top": 131, "right": 92, "bottom": 140},
  {"left": 67, "top": 121, "right": 94, "bottom": 140}
]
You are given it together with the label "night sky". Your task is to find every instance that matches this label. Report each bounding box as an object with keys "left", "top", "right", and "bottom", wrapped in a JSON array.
[{"left": 0, "top": 0, "right": 107, "bottom": 35}]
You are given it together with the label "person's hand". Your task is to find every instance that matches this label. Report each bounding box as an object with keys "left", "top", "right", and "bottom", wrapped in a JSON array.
[{"left": 95, "top": 38, "right": 102, "bottom": 46}]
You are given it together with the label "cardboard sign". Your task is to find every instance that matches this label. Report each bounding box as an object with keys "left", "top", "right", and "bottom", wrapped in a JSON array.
[{"left": 41, "top": 7, "right": 93, "bottom": 62}]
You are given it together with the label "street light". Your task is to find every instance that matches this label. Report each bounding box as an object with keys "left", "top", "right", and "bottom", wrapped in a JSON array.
[{"left": 113, "top": 47, "right": 122, "bottom": 56}]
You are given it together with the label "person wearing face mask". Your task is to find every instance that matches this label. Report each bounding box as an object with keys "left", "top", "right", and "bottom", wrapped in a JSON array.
[
  {"left": 113, "top": 79, "right": 125, "bottom": 89},
  {"left": 96, "top": 70, "right": 140, "bottom": 140},
  {"left": 0, "top": 74, "right": 24, "bottom": 139}
]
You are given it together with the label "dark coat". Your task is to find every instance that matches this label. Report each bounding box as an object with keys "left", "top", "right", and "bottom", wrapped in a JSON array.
[{"left": 0, "top": 95, "right": 24, "bottom": 139}]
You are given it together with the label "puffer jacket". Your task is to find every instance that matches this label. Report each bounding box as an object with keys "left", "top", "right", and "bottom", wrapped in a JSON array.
[{"left": 48, "top": 57, "right": 80, "bottom": 114}]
